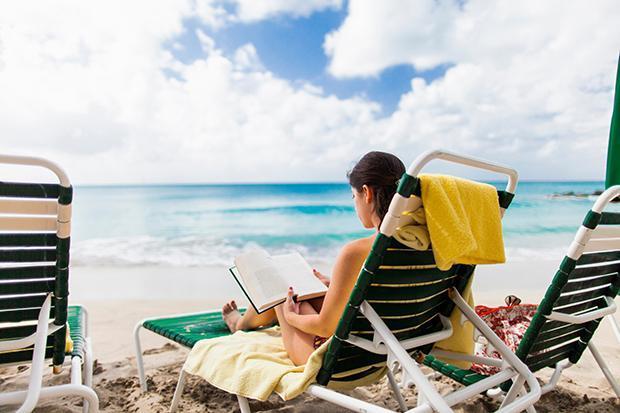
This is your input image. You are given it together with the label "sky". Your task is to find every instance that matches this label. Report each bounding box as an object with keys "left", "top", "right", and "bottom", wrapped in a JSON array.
[{"left": 0, "top": 0, "right": 619, "bottom": 184}]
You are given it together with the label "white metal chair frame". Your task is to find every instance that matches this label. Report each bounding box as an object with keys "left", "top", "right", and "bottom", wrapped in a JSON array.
[
  {"left": 136, "top": 150, "right": 541, "bottom": 413},
  {"left": 0, "top": 154, "right": 99, "bottom": 413},
  {"left": 536, "top": 185, "right": 620, "bottom": 398},
  {"left": 610, "top": 313, "right": 620, "bottom": 344}
]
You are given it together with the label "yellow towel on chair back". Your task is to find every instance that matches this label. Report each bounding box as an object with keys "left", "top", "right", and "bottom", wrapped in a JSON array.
[
  {"left": 419, "top": 173, "right": 505, "bottom": 367},
  {"left": 419, "top": 173, "right": 505, "bottom": 271}
]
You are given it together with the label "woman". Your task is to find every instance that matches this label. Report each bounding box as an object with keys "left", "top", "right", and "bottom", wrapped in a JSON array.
[{"left": 222, "top": 151, "right": 406, "bottom": 365}]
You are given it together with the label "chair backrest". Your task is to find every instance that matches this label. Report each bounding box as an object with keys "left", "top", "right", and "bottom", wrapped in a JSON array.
[
  {"left": 516, "top": 186, "right": 620, "bottom": 372},
  {"left": 316, "top": 150, "right": 517, "bottom": 386},
  {"left": 0, "top": 155, "right": 73, "bottom": 368}
]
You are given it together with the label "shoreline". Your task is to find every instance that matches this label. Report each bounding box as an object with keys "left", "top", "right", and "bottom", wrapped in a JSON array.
[
  {"left": 69, "top": 259, "right": 562, "bottom": 302},
  {"left": 65, "top": 259, "right": 563, "bottom": 364}
]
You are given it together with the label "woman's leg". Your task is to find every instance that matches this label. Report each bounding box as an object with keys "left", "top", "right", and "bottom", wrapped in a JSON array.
[
  {"left": 223, "top": 300, "right": 277, "bottom": 333},
  {"left": 274, "top": 302, "right": 318, "bottom": 366},
  {"left": 307, "top": 296, "right": 324, "bottom": 313}
]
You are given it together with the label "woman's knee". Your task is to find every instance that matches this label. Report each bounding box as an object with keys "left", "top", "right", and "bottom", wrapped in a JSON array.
[
  {"left": 298, "top": 301, "right": 318, "bottom": 315},
  {"left": 290, "top": 347, "right": 313, "bottom": 366}
]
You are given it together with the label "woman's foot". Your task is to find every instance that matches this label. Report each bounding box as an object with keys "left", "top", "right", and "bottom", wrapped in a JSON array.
[{"left": 222, "top": 300, "right": 241, "bottom": 333}]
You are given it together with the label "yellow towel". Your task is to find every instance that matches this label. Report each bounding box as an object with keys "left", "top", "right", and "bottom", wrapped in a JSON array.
[
  {"left": 418, "top": 174, "right": 505, "bottom": 367},
  {"left": 403, "top": 206, "right": 426, "bottom": 225},
  {"left": 418, "top": 174, "right": 505, "bottom": 271},
  {"left": 65, "top": 324, "right": 73, "bottom": 353},
  {"left": 435, "top": 276, "right": 475, "bottom": 368},
  {"left": 393, "top": 208, "right": 430, "bottom": 250},
  {"left": 183, "top": 326, "right": 385, "bottom": 401}
]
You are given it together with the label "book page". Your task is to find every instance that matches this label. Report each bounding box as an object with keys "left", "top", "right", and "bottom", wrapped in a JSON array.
[
  {"left": 272, "top": 252, "right": 327, "bottom": 300},
  {"left": 252, "top": 266, "right": 289, "bottom": 302},
  {"left": 234, "top": 249, "right": 289, "bottom": 307},
  {"left": 234, "top": 250, "right": 271, "bottom": 305}
]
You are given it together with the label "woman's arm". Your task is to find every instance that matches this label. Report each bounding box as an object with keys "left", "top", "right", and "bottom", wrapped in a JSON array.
[{"left": 282, "top": 239, "right": 370, "bottom": 337}]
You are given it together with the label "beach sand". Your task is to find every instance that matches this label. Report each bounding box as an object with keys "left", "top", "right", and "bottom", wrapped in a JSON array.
[{"left": 1, "top": 262, "right": 619, "bottom": 412}]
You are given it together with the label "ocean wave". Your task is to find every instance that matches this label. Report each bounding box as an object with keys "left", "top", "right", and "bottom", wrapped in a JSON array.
[
  {"left": 71, "top": 235, "right": 342, "bottom": 267},
  {"left": 216, "top": 204, "right": 354, "bottom": 215},
  {"left": 503, "top": 225, "right": 578, "bottom": 235},
  {"left": 72, "top": 235, "right": 569, "bottom": 268},
  {"left": 505, "top": 246, "right": 567, "bottom": 261}
]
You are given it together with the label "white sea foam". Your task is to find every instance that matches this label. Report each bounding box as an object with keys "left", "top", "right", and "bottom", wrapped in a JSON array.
[
  {"left": 71, "top": 236, "right": 339, "bottom": 267},
  {"left": 505, "top": 246, "right": 567, "bottom": 262},
  {"left": 72, "top": 235, "right": 568, "bottom": 267}
]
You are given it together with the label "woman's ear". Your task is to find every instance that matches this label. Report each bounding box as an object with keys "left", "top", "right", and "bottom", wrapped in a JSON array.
[{"left": 362, "top": 184, "right": 373, "bottom": 204}]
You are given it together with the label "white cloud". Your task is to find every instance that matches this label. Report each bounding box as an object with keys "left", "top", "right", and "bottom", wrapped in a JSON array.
[
  {"left": 193, "top": 0, "right": 231, "bottom": 29},
  {"left": 191, "top": 0, "right": 344, "bottom": 28},
  {"left": 196, "top": 28, "right": 217, "bottom": 53},
  {"left": 0, "top": 0, "right": 378, "bottom": 184},
  {"left": 233, "top": 0, "right": 343, "bottom": 22},
  {"left": 324, "top": 0, "right": 620, "bottom": 179},
  {"left": 233, "top": 43, "right": 263, "bottom": 71},
  {"left": 0, "top": 0, "right": 617, "bottom": 185},
  {"left": 325, "top": 0, "right": 460, "bottom": 76}
]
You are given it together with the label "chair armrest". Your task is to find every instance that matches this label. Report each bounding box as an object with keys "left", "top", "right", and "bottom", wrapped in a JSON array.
[{"left": 547, "top": 297, "right": 617, "bottom": 324}]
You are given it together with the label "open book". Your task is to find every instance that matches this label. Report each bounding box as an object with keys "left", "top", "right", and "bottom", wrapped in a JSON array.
[{"left": 229, "top": 249, "right": 328, "bottom": 314}]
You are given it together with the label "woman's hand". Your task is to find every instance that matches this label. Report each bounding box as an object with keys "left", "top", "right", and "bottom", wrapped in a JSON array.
[
  {"left": 313, "top": 269, "right": 331, "bottom": 287},
  {"left": 282, "top": 286, "right": 300, "bottom": 323}
]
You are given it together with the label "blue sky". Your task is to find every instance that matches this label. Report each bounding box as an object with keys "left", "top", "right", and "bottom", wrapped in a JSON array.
[{"left": 167, "top": 9, "right": 450, "bottom": 115}]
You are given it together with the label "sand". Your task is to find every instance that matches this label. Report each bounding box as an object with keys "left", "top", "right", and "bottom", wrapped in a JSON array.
[{"left": 1, "top": 262, "right": 619, "bottom": 412}]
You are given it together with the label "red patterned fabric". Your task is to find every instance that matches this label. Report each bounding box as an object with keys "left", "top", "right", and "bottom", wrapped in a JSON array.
[
  {"left": 313, "top": 335, "right": 328, "bottom": 349},
  {"left": 471, "top": 303, "right": 538, "bottom": 375}
]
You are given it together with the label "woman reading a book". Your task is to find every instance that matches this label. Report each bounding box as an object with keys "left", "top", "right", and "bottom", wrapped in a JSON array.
[{"left": 222, "top": 151, "right": 406, "bottom": 365}]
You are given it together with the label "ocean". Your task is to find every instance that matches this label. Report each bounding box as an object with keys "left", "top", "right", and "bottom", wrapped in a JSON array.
[{"left": 69, "top": 181, "right": 620, "bottom": 267}]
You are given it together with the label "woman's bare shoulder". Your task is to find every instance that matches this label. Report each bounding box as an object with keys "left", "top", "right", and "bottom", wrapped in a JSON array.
[
  {"left": 340, "top": 235, "right": 375, "bottom": 260},
  {"left": 330, "top": 236, "right": 374, "bottom": 282}
]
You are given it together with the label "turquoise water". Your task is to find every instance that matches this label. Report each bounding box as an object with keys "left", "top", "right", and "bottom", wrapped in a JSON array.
[{"left": 70, "top": 182, "right": 619, "bottom": 266}]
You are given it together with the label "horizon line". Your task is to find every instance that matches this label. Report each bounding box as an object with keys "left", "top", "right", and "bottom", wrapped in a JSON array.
[{"left": 74, "top": 179, "right": 607, "bottom": 188}]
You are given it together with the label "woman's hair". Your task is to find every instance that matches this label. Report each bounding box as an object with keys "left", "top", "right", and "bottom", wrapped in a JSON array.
[{"left": 347, "top": 151, "right": 406, "bottom": 221}]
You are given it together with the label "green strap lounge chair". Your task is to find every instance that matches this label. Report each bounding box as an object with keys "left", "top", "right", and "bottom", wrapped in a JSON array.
[
  {"left": 0, "top": 155, "right": 99, "bottom": 413},
  {"left": 418, "top": 185, "right": 620, "bottom": 402},
  {"left": 135, "top": 150, "right": 541, "bottom": 413}
]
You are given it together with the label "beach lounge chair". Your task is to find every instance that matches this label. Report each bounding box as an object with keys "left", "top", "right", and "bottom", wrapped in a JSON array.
[
  {"left": 0, "top": 155, "right": 99, "bottom": 413},
  {"left": 135, "top": 149, "right": 541, "bottom": 412},
  {"left": 418, "top": 185, "right": 620, "bottom": 400}
]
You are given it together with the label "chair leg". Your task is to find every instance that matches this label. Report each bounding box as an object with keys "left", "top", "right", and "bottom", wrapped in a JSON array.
[
  {"left": 16, "top": 295, "right": 53, "bottom": 413},
  {"left": 588, "top": 342, "right": 620, "bottom": 397},
  {"left": 80, "top": 386, "right": 100, "bottom": 413},
  {"left": 69, "top": 356, "right": 100, "bottom": 413},
  {"left": 609, "top": 315, "right": 620, "bottom": 344},
  {"left": 517, "top": 385, "right": 537, "bottom": 413},
  {"left": 237, "top": 395, "right": 252, "bottom": 413},
  {"left": 500, "top": 375, "right": 525, "bottom": 409},
  {"left": 541, "top": 360, "right": 571, "bottom": 395},
  {"left": 170, "top": 369, "right": 187, "bottom": 413},
  {"left": 416, "top": 391, "right": 427, "bottom": 408},
  {"left": 83, "top": 338, "right": 95, "bottom": 413},
  {"left": 386, "top": 369, "right": 407, "bottom": 412},
  {"left": 1, "top": 384, "right": 100, "bottom": 412},
  {"left": 134, "top": 322, "right": 148, "bottom": 392}
]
